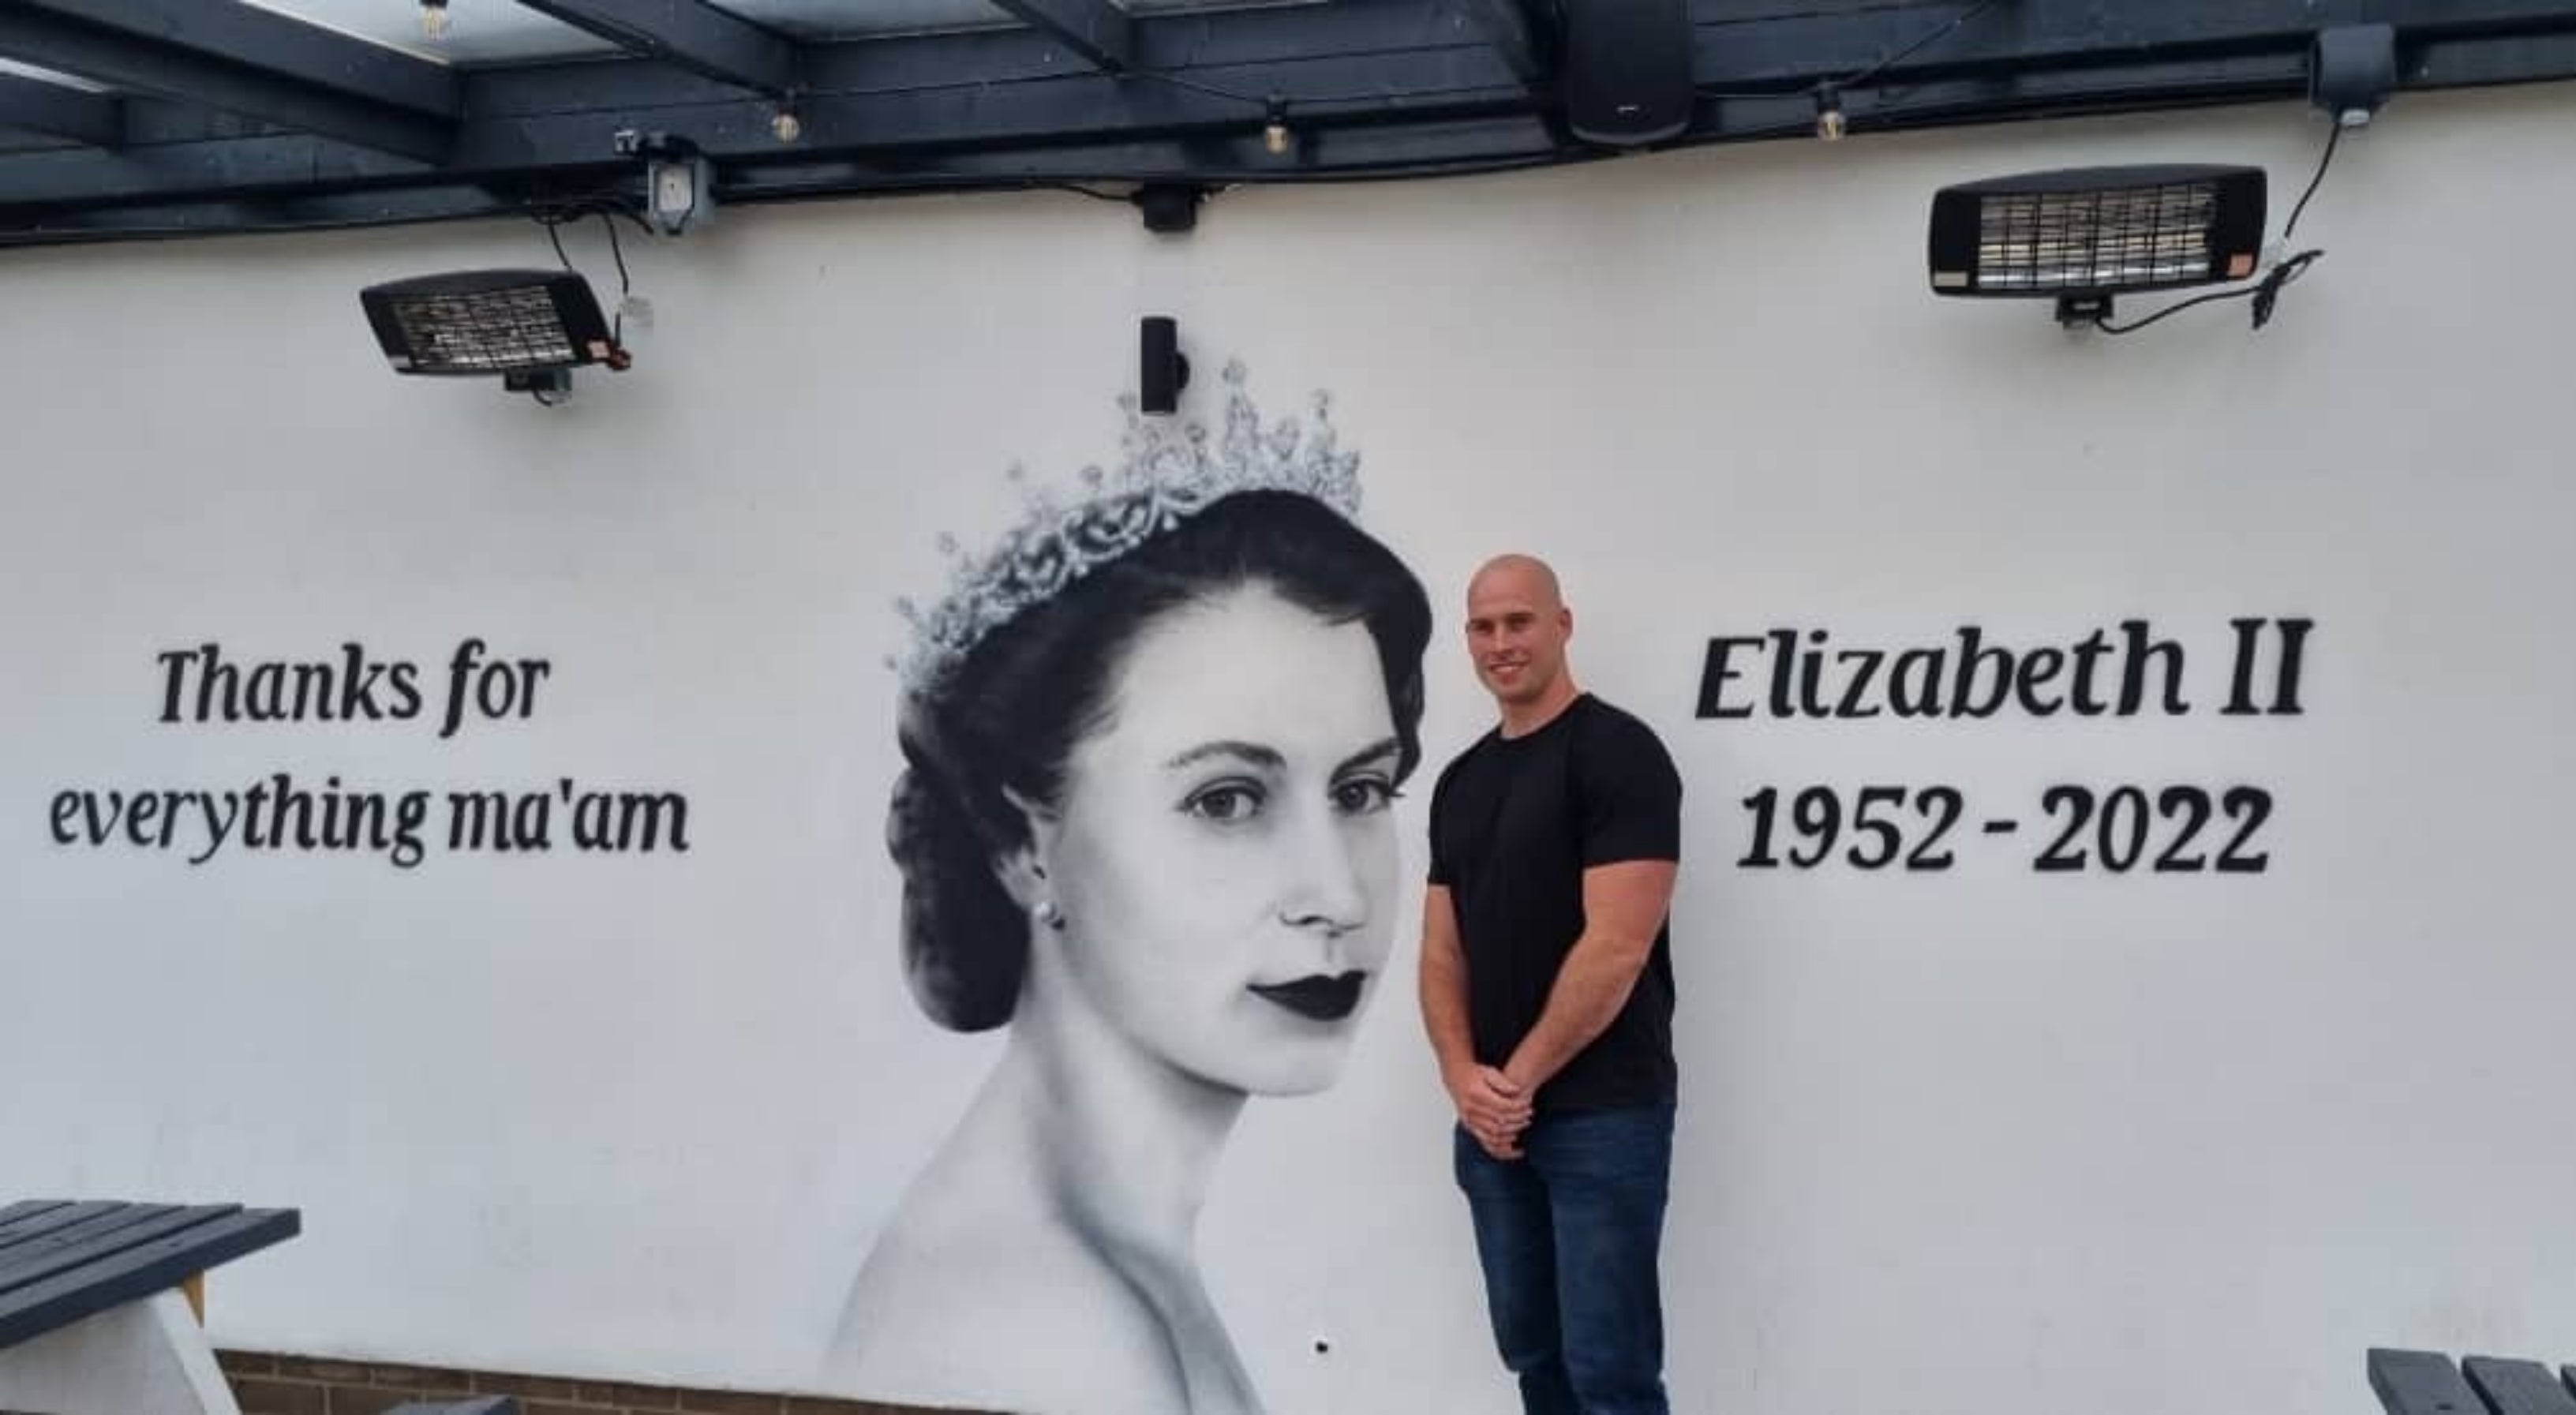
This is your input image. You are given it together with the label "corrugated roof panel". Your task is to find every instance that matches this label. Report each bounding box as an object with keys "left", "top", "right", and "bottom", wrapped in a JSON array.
[
  {"left": 0, "top": 56, "right": 107, "bottom": 92},
  {"left": 240, "top": 0, "right": 621, "bottom": 65},
  {"left": 724, "top": 1, "right": 1013, "bottom": 39},
  {"left": 727, "top": 0, "right": 1331, "bottom": 41},
  {"left": 216, "top": 1, "right": 1340, "bottom": 64}
]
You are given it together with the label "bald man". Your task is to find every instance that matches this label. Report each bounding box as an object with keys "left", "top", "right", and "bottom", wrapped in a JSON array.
[{"left": 1420, "top": 555, "right": 1683, "bottom": 1415}]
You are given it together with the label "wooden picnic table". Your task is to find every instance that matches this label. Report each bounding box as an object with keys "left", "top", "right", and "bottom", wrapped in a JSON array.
[
  {"left": 0, "top": 1198, "right": 299, "bottom": 1415},
  {"left": 2372, "top": 1347, "right": 2576, "bottom": 1415}
]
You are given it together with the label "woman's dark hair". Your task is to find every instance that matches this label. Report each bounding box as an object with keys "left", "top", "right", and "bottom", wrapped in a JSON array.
[{"left": 886, "top": 489, "right": 1432, "bottom": 1031}]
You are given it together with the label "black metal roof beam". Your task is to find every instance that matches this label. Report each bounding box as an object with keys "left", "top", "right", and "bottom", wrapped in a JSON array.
[
  {"left": 1685, "top": 0, "right": 2576, "bottom": 91},
  {"left": 1465, "top": 0, "right": 1551, "bottom": 86},
  {"left": 1463, "top": 0, "right": 1575, "bottom": 149},
  {"left": 0, "top": 132, "right": 423, "bottom": 208},
  {"left": 454, "top": 33, "right": 1526, "bottom": 167},
  {"left": 512, "top": 1, "right": 800, "bottom": 99},
  {"left": 0, "top": 0, "right": 456, "bottom": 161},
  {"left": 990, "top": 0, "right": 1135, "bottom": 73},
  {"left": 7, "top": 0, "right": 2576, "bottom": 244},
  {"left": 0, "top": 69, "right": 116, "bottom": 145},
  {"left": 0, "top": 185, "right": 531, "bottom": 245}
]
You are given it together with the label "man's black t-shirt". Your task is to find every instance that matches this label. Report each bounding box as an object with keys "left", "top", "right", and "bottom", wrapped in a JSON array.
[{"left": 1428, "top": 693, "right": 1683, "bottom": 1114}]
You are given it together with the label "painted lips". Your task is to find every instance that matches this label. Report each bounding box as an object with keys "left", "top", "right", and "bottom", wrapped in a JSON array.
[{"left": 1248, "top": 971, "right": 1368, "bottom": 1021}]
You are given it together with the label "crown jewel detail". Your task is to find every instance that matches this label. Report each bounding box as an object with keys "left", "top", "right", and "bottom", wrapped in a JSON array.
[{"left": 891, "top": 359, "right": 1361, "bottom": 693}]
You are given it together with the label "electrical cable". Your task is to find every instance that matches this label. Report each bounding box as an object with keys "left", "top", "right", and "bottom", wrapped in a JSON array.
[
  {"left": 1126, "top": 69, "right": 1507, "bottom": 110},
  {"left": 1698, "top": 0, "right": 2004, "bottom": 102},
  {"left": 2092, "top": 249, "right": 2323, "bottom": 335},
  {"left": 594, "top": 208, "right": 631, "bottom": 346},
  {"left": 2092, "top": 120, "right": 2343, "bottom": 335},
  {"left": 2282, "top": 118, "right": 2342, "bottom": 243}
]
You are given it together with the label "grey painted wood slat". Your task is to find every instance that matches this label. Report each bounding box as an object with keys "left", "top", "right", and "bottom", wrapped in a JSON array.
[
  {"left": 2465, "top": 1357, "right": 2576, "bottom": 1415},
  {"left": 2371, "top": 1348, "right": 2497, "bottom": 1415},
  {"left": 0, "top": 1204, "right": 222, "bottom": 1299},
  {"left": 0, "top": 1204, "right": 182, "bottom": 1281},
  {"left": 0, "top": 1201, "right": 126, "bottom": 1257},
  {"left": 0, "top": 1200, "right": 69, "bottom": 1235},
  {"left": 0, "top": 1207, "right": 298, "bottom": 1350}
]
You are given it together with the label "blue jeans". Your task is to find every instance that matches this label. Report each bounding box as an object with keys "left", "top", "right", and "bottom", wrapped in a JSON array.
[{"left": 1454, "top": 1100, "right": 1675, "bottom": 1415}]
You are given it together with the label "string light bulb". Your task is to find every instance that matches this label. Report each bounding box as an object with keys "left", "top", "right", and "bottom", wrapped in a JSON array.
[
  {"left": 1813, "top": 84, "right": 1846, "bottom": 141},
  {"left": 418, "top": 0, "right": 450, "bottom": 41},
  {"left": 1263, "top": 95, "right": 1291, "bottom": 156}
]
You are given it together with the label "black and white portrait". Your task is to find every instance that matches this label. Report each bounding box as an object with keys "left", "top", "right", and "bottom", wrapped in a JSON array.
[{"left": 823, "top": 365, "right": 1432, "bottom": 1415}]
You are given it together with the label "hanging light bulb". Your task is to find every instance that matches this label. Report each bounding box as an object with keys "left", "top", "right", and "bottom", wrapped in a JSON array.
[
  {"left": 418, "top": 0, "right": 451, "bottom": 42},
  {"left": 1813, "top": 83, "right": 1847, "bottom": 141},
  {"left": 771, "top": 104, "right": 803, "bottom": 143},
  {"left": 1263, "top": 95, "right": 1291, "bottom": 156}
]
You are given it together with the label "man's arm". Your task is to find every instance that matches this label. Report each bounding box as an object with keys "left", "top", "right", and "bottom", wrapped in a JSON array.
[
  {"left": 1418, "top": 885, "right": 1477, "bottom": 1079},
  {"left": 1500, "top": 859, "right": 1678, "bottom": 1094},
  {"left": 1421, "top": 884, "right": 1532, "bottom": 1155}
]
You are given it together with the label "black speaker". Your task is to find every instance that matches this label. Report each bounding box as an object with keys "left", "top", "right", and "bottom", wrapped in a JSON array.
[
  {"left": 2310, "top": 24, "right": 2397, "bottom": 124},
  {"left": 1140, "top": 316, "right": 1190, "bottom": 416},
  {"left": 1563, "top": 0, "right": 1694, "bottom": 147}
]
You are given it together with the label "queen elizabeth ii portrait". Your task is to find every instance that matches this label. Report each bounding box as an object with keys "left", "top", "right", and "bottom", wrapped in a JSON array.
[{"left": 822, "top": 362, "right": 1432, "bottom": 1415}]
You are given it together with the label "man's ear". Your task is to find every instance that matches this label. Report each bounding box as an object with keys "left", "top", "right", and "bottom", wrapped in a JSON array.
[{"left": 992, "top": 786, "right": 1061, "bottom": 912}]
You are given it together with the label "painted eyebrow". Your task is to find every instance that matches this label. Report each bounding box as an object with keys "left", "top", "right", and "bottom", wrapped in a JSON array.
[
  {"left": 1163, "top": 740, "right": 1285, "bottom": 772},
  {"left": 1160, "top": 736, "right": 1402, "bottom": 776},
  {"left": 1335, "top": 736, "right": 1404, "bottom": 777}
]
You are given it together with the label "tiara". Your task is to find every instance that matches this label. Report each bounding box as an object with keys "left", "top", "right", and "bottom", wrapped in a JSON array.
[{"left": 890, "top": 359, "right": 1362, "bottom": 694}]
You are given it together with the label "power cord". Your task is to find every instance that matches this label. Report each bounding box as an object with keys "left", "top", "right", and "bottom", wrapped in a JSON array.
[
  {"left": 1126, "top": 69, "right": 1505, "bottom": 110},
  {"left": 2094, "top": 121, "right": 2342, "bottom": 336},
  {"left": 2092, "top": 250, "right": 2323, "bottom": 335},
  {"left": 2282, "top": 118, "right": 2343, "bottom": 243},
  {"left": 595, "top": 208, "right": 631, "bottom": 345},
  {"left": 1698, "top": 0, "right": 2005, "bottom": 103},
  {"left": 530, "top": 197, "right": 640, "bottom": 384}
]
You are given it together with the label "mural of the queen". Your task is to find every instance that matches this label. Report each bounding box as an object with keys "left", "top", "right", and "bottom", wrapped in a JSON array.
[{"left": 825, "top": 364, "right": 1433, "bottom": 1415}]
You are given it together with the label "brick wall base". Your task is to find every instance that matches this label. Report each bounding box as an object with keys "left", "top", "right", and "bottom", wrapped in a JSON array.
[{"left": 216, "top": 1350, "right": 997, "bottom": 1415}]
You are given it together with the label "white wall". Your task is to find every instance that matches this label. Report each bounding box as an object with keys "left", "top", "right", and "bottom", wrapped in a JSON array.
[{"left": 2, "top": 82, "right": 2570, "bottom": 1415}]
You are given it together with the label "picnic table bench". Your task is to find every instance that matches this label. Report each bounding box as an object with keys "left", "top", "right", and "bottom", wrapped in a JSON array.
[
  {"left": 2372, "top": 1348, "right": 2576, "bottom": 1415},
  {"left": 0, "top": 1199, "right": 299, "bottom": 1415}
]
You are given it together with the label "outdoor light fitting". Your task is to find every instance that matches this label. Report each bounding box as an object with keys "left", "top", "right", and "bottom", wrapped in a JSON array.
[
  {"left": 1264, "top": 97, "right": 1292, "bottom": 157},
  {"left": 1813, "top": 84, "right": 1847, "bottom": 142},
  {"left": 361, "top": 269, "right": 629, "bottom": 404},
  {"left": 1926, "top": 164, "right": 2267, "bottom": 327}
]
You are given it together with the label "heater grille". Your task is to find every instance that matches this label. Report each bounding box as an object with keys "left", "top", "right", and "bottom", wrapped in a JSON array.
[
  {"left": 1974, "top": 180, "right": 2218, "bottom": 292},
  {"left": 389, "top": 285, "right": 579, "bottom": 372}
]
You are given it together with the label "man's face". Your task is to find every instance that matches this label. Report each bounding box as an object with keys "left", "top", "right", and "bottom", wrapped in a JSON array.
[{"left": 1463, "top": 563, "right": 1571, "bottom": 709}]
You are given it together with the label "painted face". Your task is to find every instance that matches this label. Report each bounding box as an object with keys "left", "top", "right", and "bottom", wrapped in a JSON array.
[
  {"left": 1463, "top": 563, "right": 1571, "bottom": 708},
  {"left": 1037, "top": 584, "right": 1404, "bottom": 1095}
]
